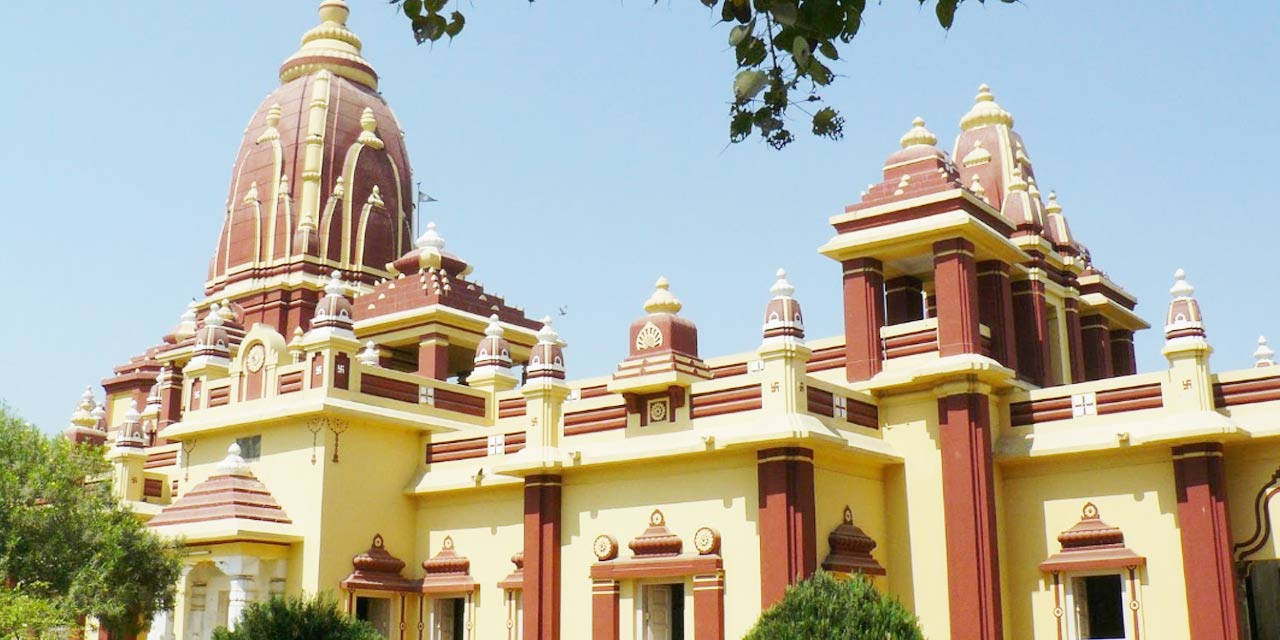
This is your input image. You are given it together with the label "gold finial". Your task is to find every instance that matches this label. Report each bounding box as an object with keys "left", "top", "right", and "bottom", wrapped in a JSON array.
[
  {"left": 280, "top": 0, "right": 377, "bottom": 90},
  {"left": 266, "top": 104, "right": 282, "bottom": 128},
  {"left": 643, "top": 277, "right": 683, "bottom": 314},
  {"left": 1045, "top": 190, "right": 1062, "bottom": 215},
  {"left": 318, "top": 0, "right": 350, "bottom": 26},
  {"left": 969, "top": 174, "right": 987, "bottom": 201},
  {"left": 257, "top": 104, "right": 283, "bottom": 144},
  {"left": 357, "top": 107, "right": 384, "bottom": 149},
  {"left": 899, "top": 116, "right": 938, "bottom": 148},
  {"left": 1007, "top": 166, "right": 1028, "bottom": 192},
  {"left": 960, "top": 83, "right": 1013, "bottom": 131}
]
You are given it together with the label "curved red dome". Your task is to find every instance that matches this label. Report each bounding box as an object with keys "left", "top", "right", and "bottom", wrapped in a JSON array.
[{"left": 206, "top": 1, "right": 412, "bottom": 302}]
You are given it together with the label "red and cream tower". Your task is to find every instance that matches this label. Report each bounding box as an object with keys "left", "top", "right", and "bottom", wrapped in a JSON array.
[
  {"left": 208, "top": 0, "right": 414, "bottom": 332},
  {"left": 100, "top": 0, "right": 417, "bottom": 430}
]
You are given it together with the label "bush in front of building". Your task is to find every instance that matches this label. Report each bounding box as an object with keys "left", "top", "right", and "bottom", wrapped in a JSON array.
[
  {"left": 211, "top": 594, "right": 382, "bottom": 640},
  {"left": 745, "top": 571, "right": 924, "bottom": 640}
]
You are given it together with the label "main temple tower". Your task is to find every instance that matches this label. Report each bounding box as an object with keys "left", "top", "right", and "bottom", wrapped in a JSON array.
[{"left": 206, "top": 0, "right": 414, "bottom": 335}]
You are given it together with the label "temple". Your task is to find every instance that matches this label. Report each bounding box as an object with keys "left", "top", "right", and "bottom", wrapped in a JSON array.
[{"left": 65, "top": 2, "right": 1280, "bottom": 640}]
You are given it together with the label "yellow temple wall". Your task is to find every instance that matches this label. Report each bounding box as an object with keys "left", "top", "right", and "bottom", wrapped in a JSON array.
[
  {"left": 879, "top": 393, "right": 950, "bottom": 639},
  {"left": 416, "top": 486, "right": 524, "bottom": 639},
  {"left": 560, "top": 451, "right": 761, "bottom": 640},
  {"left": 1000, "top": 451, "right": 1189, "bottom": 639}
]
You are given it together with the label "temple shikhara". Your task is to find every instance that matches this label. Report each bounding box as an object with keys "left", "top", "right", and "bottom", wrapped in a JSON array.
[{"left": 63, "top": 2, "right": 1280, "bottom": 640}]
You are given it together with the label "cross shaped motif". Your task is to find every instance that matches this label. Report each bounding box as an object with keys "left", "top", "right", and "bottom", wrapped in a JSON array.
[
  {"left": 833, "top": 396, "right": 848, "bottom": 420},
  {"left": 1071, "top": 392, "right": 1097, "bottom": 417},
  {"left": 486, "top": 433, "right": 506, "bottom": 456}
]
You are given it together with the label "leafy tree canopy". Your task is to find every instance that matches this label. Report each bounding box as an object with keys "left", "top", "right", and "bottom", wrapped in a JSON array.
[
  {"left": 389, "top": 0, "right": 1013, "bottom": 148},
  {"left": 0, "top": 405, "right": 183, "bottom": 637},
  {"left": 212, "top": 594, "right": 383, "bottom": 640},
  {"left": 745, "top": 571, "right": 924, "bottom": 640}
]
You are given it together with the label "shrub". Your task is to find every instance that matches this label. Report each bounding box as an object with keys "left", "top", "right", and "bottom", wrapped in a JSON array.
[
  {"left": 745, "top": 571, "right": 924, "bottom": 640},
  {"left": 211, "top": 594, "right": 382, "bottom": 640}
]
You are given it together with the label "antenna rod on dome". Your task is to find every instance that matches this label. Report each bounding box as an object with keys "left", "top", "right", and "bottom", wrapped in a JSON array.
[{"left": 415, "top": 180, "right": 438, "bottom": 237}]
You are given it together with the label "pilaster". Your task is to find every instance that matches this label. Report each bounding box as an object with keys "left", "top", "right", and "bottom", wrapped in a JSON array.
[
  {"left": 1172, "top": 443, "right": 1241, "bottom": 640},
  {"left": 591, "top": 579, "right": 619, "bottom": 640},
  {"left": 977, "top": 260, "right": 1018, "bottom": 369},
  {"left": 1012, "top": 274, "right": 1052, "bottom": 386},
  {"left": 933, "top": 238, "right": 981, "bottom": 357},
  {"left": 842, "top": 258, "right": 884, "bottom": 382},
  {"left": 524, "top": 474, "right": 562, "bottom": 640},
  {"left": 417, "top": 334, "right": 450, "bottom": 380},
  {"left": 756, "top": 447, "right": 816, "bottom": 609},
  {"left": 937, "top": 390, "right": 1003, "bottom": 640},
  {"left": 1080, "top": 315, "right": 1114, "bottom": 380}
]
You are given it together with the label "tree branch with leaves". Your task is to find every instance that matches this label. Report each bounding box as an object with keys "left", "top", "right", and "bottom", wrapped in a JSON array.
[{"left": 390, "top": 0, "right": 1012, "bottom": 148}]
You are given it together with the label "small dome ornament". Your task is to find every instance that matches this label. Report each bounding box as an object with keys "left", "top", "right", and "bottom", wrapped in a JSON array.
[
  {"left": 415, "top": 221, "right": 446, "bottom": 251},
  {"left": 899, "top": 117, "right": 938, "bottom": 148},
  {"left": 216, "top": 442, "right": 252, "bottom": 477},
  {"left": 474, "top": 314, "right": 514, "bottom": 370},
  {"left": 960, "top": 83, "right": 1014, "bottom": 131},
  {"left": 1254, "top": 336, "right": 1275, "bottom": 367},
  {"left": 1164, "top": 268, "right": 1207, "bottom": 341},
  {"left": 70, "top": 386, "right": 98, "bottom": 428},
  {"left": 526, "top": 317, "right": 566, "bottom": 380},
  {"left": 357, "top": 341, "right": 381, "bottom": 367},
  {"left": 763, "top": 268, "right": 805, "bottom": 341},
  {"left": 643, "top": 277, "right": 683, "bottom": 315}
]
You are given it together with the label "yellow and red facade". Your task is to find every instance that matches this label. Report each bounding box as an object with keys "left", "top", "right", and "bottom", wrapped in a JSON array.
[{"left": 67, "top": 3, "right": 1280, "bottom": 640}]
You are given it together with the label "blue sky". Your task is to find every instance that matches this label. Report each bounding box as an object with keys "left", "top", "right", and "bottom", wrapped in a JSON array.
[{"left": 3, "top": 1, "right": 1277, "bottom": 433}]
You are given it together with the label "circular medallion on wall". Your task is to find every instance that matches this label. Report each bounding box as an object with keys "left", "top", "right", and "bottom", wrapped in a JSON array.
[
  {"left": 246, "top": 343, "right": 266, "bottom": 372},
  {"left": 693, "top": 527, "right": 721, "bottom": 555},
  {"left": 593, "top": 534, "right": 619, "bottom": 561}
]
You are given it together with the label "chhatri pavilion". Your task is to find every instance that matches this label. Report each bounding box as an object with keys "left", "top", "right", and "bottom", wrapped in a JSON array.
[{"left": 63, "top": 2, "right": 1280, "bottom": 639}]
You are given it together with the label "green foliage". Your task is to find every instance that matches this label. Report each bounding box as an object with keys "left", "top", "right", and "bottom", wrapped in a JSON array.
[
  {"left": 389, "top": 0, "right": 1013, "bottom": 148},
  {"left": 745, "top": 571, "right": 924, "bottom": 640},
  {"left": 0, "top": 405, "right": 183, "bottom": 637},
  {"left": 0, "top": 586, "right": 68, "bottom": 638},
  {"left": 211, "top": 594, "right": 383, "bottom": 640}
]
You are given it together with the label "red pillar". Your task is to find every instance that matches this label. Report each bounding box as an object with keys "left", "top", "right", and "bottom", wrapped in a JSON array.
[
  {"left": 524, "top": 474, "right": 562, "bottom": 640},
  {"left": 938, "top": 393, "right": 1003, "bottom": 640},
  {"left": 757, "top": 447, "right": 816, "bottom": 609},
  {"left": 1110, "top": 329, "right": 1137, "bottom": 376},
  {"left": 157, "top": 366, "right": 184, "bottom": 439},
  {"left": 417, "top": 335, "right": 450, "bottom": 380},
  {"left": 884, "top": 276, "right": 924, "bottom": 325},
  {"left": 1080, "top": 315, "right": 1113, "bottom": 381},
  {"left": 591, "top": 579, "right": 619, "bottom": 640},
  {"left": 1063, "top": 297, "right": 1086, "bottom": 384},
  {"left": 933, "top": 239, "right": 981, "bottom": 357},
  {"left": 1012, "top": 278, "right": 1053, "bottom": 386},
  {"left": 693, "top": 572, "right": 725, "bottom": 640},
  {"left": 842, "top": 258, "right": 884, "bottom": 382},
  {"left": 977, "top": 261, "right": 1018, "bottom": 370},
  {"left": 1172, "top": 443, "right": 1241, "bottom": 640}
]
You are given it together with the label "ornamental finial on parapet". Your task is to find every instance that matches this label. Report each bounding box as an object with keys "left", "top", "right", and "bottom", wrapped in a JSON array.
[
  {"left": 643, "top": 277, "right": 683, "bottom": 315},
  {"left": 1255, "top": 336, "right": 1275, "bottom": 367},
  {"left": 763, "top": 268, "right": 805, "bottom": 341},
  {"left": 899, "top": 117, "right": 938, "bottom": 149},
  {"left": 960, "top": 83, "right": 1014, "bottom": 131},
  {"left": 1164, "top": 269, "right": 1206, "bottom": 342}
]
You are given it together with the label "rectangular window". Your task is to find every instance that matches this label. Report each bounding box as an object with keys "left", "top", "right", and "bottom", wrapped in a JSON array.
[
  {"left": 433, "top": 597, "right": 466, "bottom": 640},
  {"left": 235, "top": 435, "right": 262, "bottom": 461},
  {"left": 1071, "top": 574, "right": 1126, "bottom": 639},
  {"left": 356, "top": 596, "right": 393, "bottom": 638}
]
